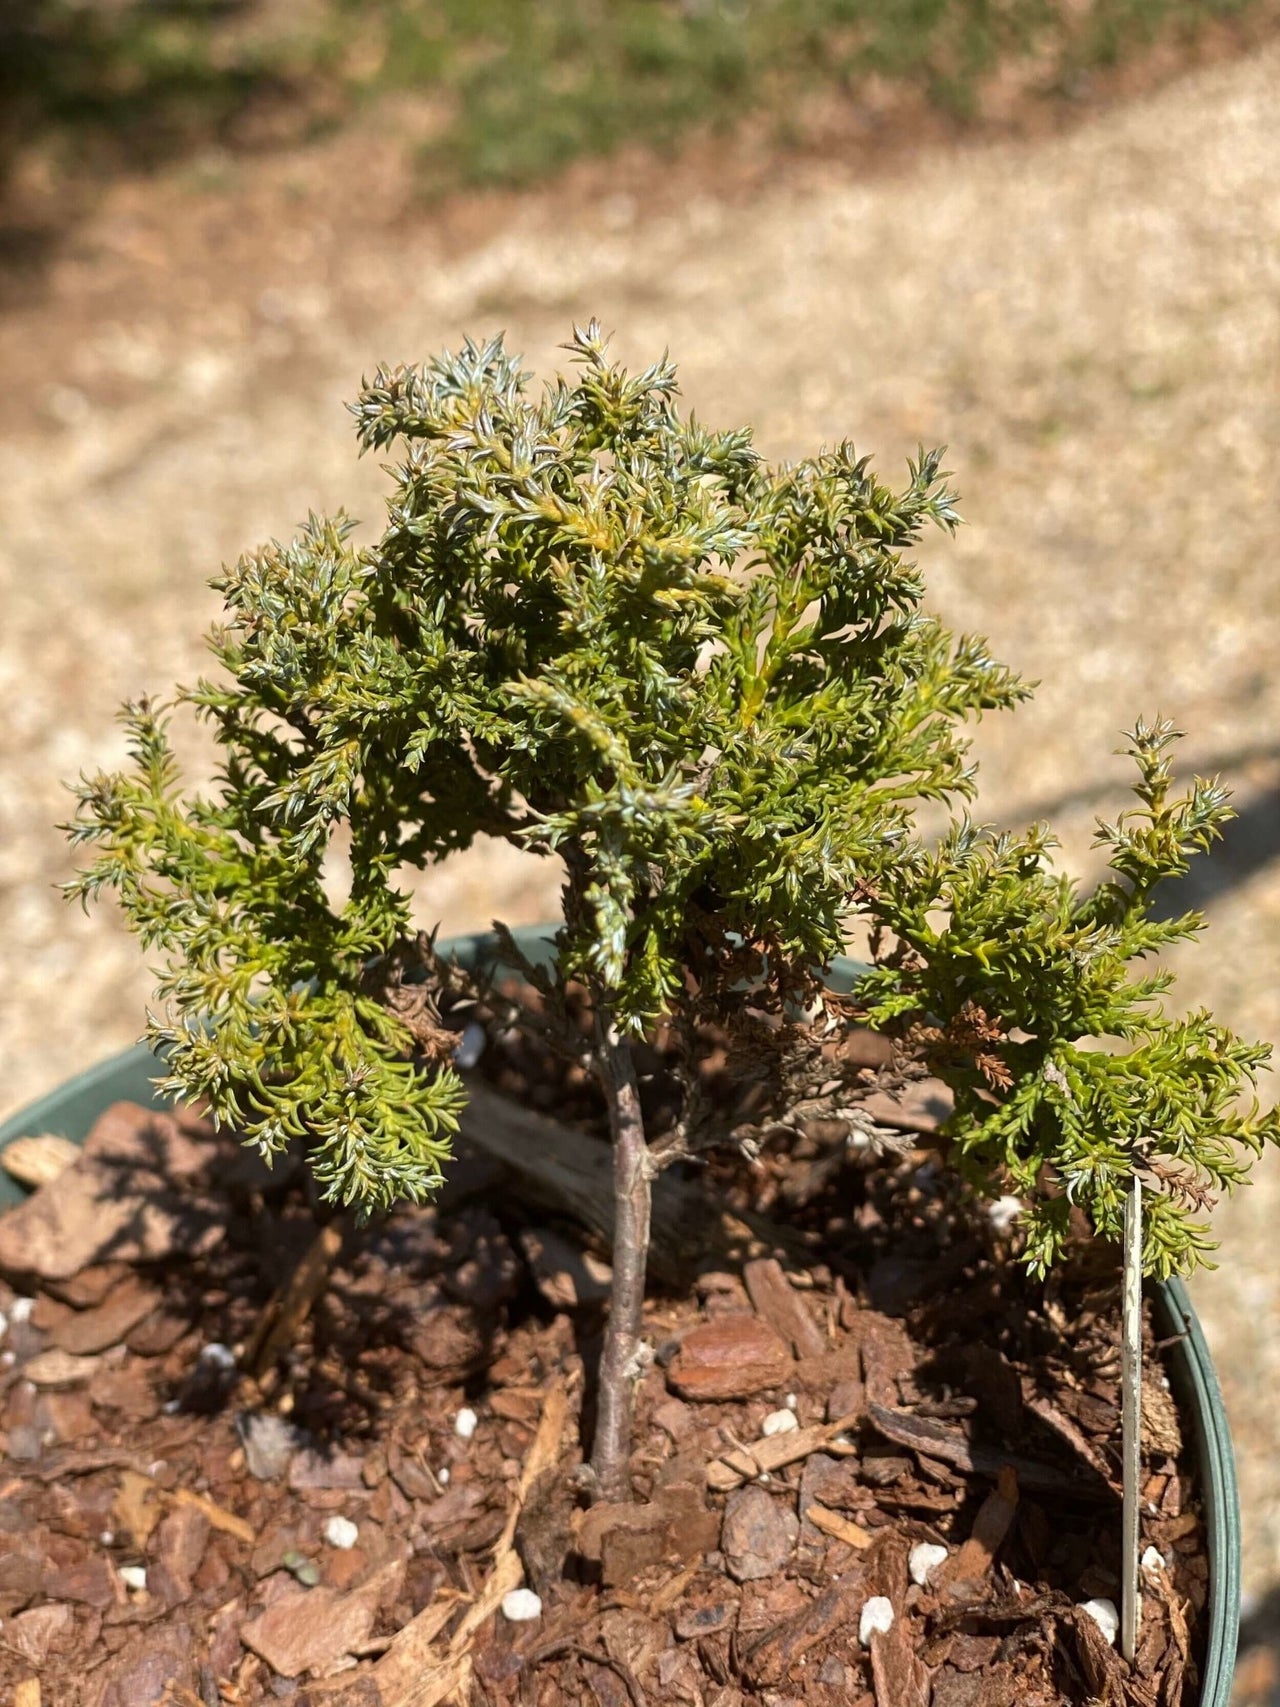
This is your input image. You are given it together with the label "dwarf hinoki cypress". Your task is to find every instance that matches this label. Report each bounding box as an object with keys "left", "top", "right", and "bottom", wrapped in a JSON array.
[{"left": 67, "top": 324, "right": 1277, "bottom": 1499}]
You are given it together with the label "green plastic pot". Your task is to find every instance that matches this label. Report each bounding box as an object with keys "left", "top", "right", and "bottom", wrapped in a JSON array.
[{"left": 0, "top": 929, "right": 1240, "bottom": 1701}]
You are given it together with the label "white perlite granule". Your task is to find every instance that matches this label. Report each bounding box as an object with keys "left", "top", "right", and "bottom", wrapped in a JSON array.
[
  {"left": 859, "top": 1596, "right": 895, "bottom": 1644},
  {"left": 908, "top": 1542, "right": 949, "bottom": 1587},
  {"left": 987, "top": 1195, "right": 1023, "bottom": 1233},
  {"left": 761, "top": 1409, "right": 799, "bottom": 1437},
  {"left": 325, "top": 1516, "right": 359, "bottom": 1550},
  {"left": 119, "top": 1566, "right": 148, "bottom": 1592},
  {"left": 501, "top": 1589, "right": 543, "bottom": 1622},
  {"left": 1078, "top": 1598, "right": 1119, "bottom": 1646},
  {"left": 1141, "top": 1546, "right": 1167, "bottom": 1575},
  {"left": 454, "top": 1407, "right": 478, "bottom": 1440},
  {"left": 453, "top": 1021, "right": 488, "bottom": 1069}
]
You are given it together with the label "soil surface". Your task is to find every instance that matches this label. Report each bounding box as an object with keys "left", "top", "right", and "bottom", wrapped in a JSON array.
[
  {"left": 0, "top": 1069, "right": 1204, "bottom": 1705},
  {"left": 0, "top": 1092, "right": 1201, "bottom": 1707},
  {"left": 3, "top": 20, "right": 1280, "bottom": 1688}
]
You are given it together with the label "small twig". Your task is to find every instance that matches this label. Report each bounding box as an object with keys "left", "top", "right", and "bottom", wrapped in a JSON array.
[
  {"left": 1153, "top": 1329, "right": 1190, "bottom": 1352},
  {"left": 528, "top": 1642, "right": 647, "bottom": 1707},
  {"left": 172, "top": 1487, "right": 255, "bottom": 1546},
  {"left": 243, "top": 1221, "right": 344, "bottom": 1377},
  {"left": 647, "top": 1561, "right": 700, "bottom": 1614},
  {"left": 804, "top": 1503, "right": 873, "bottom": 1549},
  {"left": 409, "top": 1447, "right": 445, "bottom": 1499},
  {"left": 706, "top": 1411, "right": 862, "bottom": 1490}
]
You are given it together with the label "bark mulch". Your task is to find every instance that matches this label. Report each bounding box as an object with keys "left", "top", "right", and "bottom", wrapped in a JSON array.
[{"left": 0, "top": 1067, "right": 1205, "bottom": 1706}]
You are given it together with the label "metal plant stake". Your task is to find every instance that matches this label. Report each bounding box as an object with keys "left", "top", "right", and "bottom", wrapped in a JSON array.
[{"left": 1121, "top": 1174, "right": 1143, "bottom": 1662}]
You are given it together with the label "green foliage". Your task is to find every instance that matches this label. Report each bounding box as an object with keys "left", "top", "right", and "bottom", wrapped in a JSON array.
[
  {"left": 67, "top": 324, "right": 1277, "bottom": 1277},
  {"left": 67, "top": 322, "right": 1019, "bottom": 1212},
  {"left": 856, "top": 720, "right": 1280, "bottom": 1276}
]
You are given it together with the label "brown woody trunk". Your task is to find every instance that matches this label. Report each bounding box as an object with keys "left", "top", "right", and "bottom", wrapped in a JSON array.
[{"left": 588, "top": 1009, "right": 652, "bottom": 1501}]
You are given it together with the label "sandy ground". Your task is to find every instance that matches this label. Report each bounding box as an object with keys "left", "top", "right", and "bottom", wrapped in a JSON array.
[{"left": 2, "top": 38, "right": 1280, "bottom": 1625}]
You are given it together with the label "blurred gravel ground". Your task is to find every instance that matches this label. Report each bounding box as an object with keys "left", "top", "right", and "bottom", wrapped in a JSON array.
[{"left": 2, "top": 37, "right": 1279, "bottom": 1645}]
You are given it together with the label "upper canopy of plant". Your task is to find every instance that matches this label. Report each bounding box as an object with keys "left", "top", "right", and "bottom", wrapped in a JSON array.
[{"left": 67, "top": 322, "right": 1279, "bottom": 1276}]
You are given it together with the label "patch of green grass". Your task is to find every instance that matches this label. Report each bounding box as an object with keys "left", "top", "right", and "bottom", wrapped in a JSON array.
[{"left": 0, "top": 0, "right": 1269, "bottom": 197}]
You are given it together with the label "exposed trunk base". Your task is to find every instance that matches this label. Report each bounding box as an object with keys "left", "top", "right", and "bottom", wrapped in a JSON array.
[{"left": 588, "top": 1015, "right": 652, "bottom": 1502}]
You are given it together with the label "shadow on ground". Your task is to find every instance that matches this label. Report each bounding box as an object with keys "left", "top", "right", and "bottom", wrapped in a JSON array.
[
  {"left": 1147, "top": 782, "right": 1280, "bottom": 922},
  {"left": 0, "top": 0, "right": 294, "bottom": 180},
  {"left": 1234, "top": 1589, "right": 1280, "bottom": 1704},
  {"left": 0, "top": 0, "right": 309, "bottom": 305},
  {"left": 999, "top": 741, "right": 1280, "bottom": 921}
]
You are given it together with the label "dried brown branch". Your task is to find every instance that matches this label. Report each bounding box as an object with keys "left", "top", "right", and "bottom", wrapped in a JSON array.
[{"left": 243, "top": 1222, "right": 345, "bottom": 1378}]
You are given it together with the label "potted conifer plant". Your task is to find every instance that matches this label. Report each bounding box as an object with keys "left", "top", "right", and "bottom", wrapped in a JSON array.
[{"left": 2, "top": 324, "right": 1269, "bottom": 1702}]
